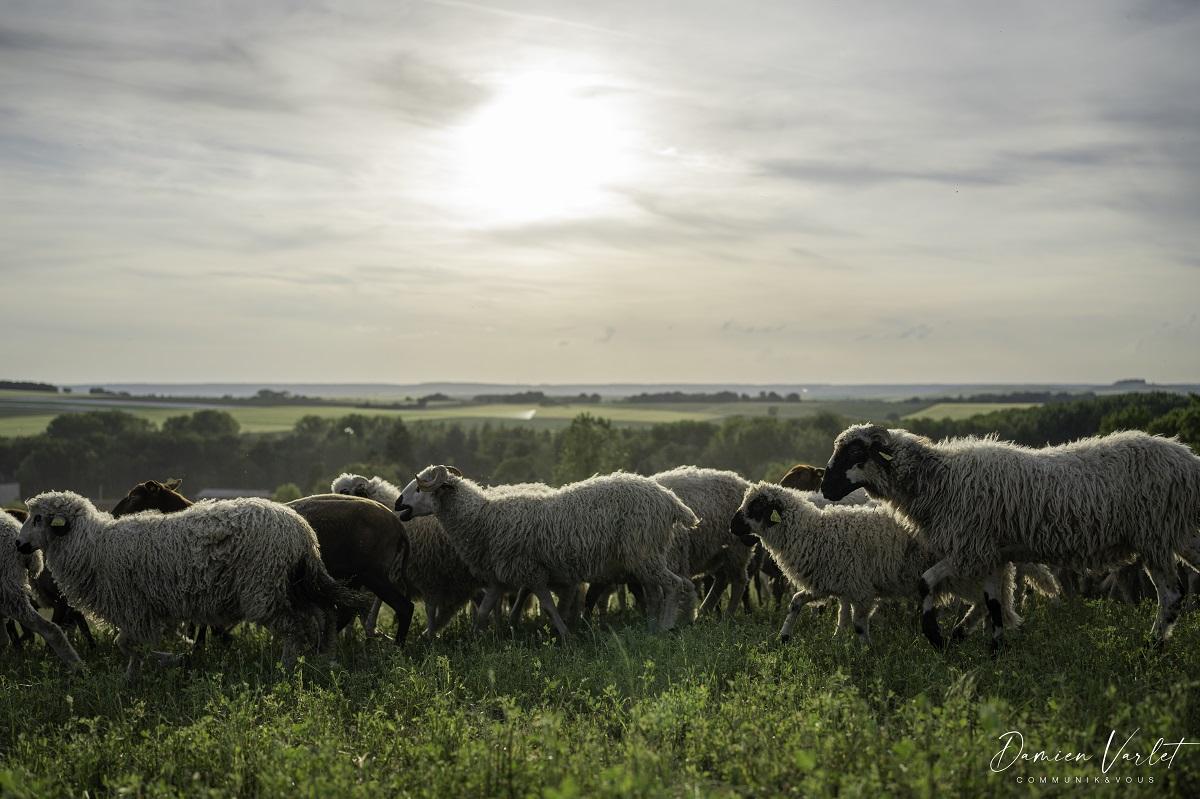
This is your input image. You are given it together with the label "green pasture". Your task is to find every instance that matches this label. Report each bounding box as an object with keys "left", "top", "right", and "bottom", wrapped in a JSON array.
[
  {"left": 1, "top": 597, "right": 1196, "bottom": 797},
  {"left": 904, "top": 402, "right": 1042, "bottom": 421},
  {"left": 0, "top": 394, "right": 938, "bottom": 438}
]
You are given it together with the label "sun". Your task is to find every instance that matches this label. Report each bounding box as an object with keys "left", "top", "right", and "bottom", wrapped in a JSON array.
[{"left": 450, "top": 71, "right": 635, "bottom": 225}]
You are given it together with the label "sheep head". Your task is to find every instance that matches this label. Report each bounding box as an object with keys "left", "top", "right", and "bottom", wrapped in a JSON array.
[
  {"left": 822, "top": 423, "right": 896, "bottom": 501},
  {"left": 779, "top": 464, "right": 825, "bottom": 491},
  {"left": 395, "top": 465, "right": 463, "bottom": 520},
  {"left": 730, "top": 485, "right": 787, "bottom": 546},
  {"left": 111, "top": 479, "right": 188, "bottom": 517},
  {"left": 331, "top": 473, "right": 370, "bottom": 497},
  {"left": 18, "top": 491, "right": 93, "bottom": 554}
]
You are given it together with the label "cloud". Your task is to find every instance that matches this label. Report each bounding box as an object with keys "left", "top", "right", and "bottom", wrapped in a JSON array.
[
  {"left": 758, "top": 159, "right": 1009, "bottom": 188},
  {"left": 721, "top": 321, "right": 785, "bottom": 336}
]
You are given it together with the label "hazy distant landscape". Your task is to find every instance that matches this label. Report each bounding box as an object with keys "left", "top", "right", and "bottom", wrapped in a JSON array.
[{"left": 1, "top": 380, "right": 1193, "bottom": 437}]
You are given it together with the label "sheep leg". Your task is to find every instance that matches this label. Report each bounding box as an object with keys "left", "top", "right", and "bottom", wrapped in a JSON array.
[
  {"left": 779, "top": 591, "right": 824, "bottom": 642},
  {"left": 725, "top": 568, "right": 749, "bottom": 621},
  {"left": 1145, "top": 560, "right": 1186, "bottom": 649},
  {"left": 982, "top": 571, "right": 1007, "bottom": 655},
  {"left": 363, "top": 576, "right": 414, "bottom": 646},
  {"left": 13, "top": 600, "right": 84, "bottom": 671},
  {"left": 851, "top": 601, "right": 874, "bottom": 646},
  {"left": 834, "top": 599, "right": 852, "bottom": 636},
  {"left": 116, "top": 631, "right": 145, "bottom": 683},
  {"left": 472, "top": 587, "right": 503, "bottom": 633},
  {"left": 949, "top": 602, "right": 986, "bottom": 642},
  {"left": 508, "top": 587, "right": 534, "bottom": 627},
  {"left": 363, "top": 599, "right": 383, "bottom": 638},
  {"left": 556, "top": 584, "right": 584, "bottom": 627},
  {"left": 0, "top": 618, "right": 9, "bottom": 653},
  {"left": 54, "top": 604, "right": 96, "bottom": 649},
  {"left": 698, "top": 573, "right": 729, "bottom": 617},
  {"left": 423, "top": 603, "right": 440, "bottom": 636},
  {"left": 2, "top": 619, "right": 16, "bottom": 651},
  {"left": 532, "top": 586, "right": 571, "bottom": 643},
  {"left": 584, "top": 583, "right": 613, "bottom": 618},
  {"left": 671, "top": 572, "right": 697, "bottom": 627},
  {"left": 918, "top": 557, "right": 959, "bottom": 649}
]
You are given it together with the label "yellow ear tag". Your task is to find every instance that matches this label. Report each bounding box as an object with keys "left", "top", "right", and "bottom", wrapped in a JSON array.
[
  {"left": 769, "top": 509, "right": 782, "bottom": 524},
  {"left": 879, "top": 451, "right": 894, "bottom": 461},
  {"left": 50, "top": 517, "right": 66, "bottom": 528}
]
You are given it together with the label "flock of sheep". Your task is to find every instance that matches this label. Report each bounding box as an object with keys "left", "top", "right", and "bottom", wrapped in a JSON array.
[{"left": 3, "top": 422, "right": 1199, "bottom": 681}]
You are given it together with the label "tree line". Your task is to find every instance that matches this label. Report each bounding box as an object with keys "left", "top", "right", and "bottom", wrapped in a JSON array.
[{"left": 0, "top": 392, "right": 1195, "bottom": 502}]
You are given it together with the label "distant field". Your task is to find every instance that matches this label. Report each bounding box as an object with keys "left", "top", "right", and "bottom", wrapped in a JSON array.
[
  {"left": 0, "top": 393, "right": 936, "bottom": 437},
  {"left": 904, "top": 401, "right": 1040, "bottom": 421}
]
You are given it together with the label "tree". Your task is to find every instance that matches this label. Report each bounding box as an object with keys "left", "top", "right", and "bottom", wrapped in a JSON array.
[
  {"left": 554, "top": 413, "right": 627, "bottom": 484},
  {"left": 163, "top": 410, "right": 240, "bottom": 437},
  {"left": 273, "top": 483, "right": 303, "bottom": 502}
]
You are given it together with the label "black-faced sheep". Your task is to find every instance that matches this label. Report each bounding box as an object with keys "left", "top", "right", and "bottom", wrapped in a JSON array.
[
  {"left": 822, "top": 425, "right": 1200, "bottom": 650},
  {"left": 731, "top": 483, "right": 1027, "bottom": 645}
]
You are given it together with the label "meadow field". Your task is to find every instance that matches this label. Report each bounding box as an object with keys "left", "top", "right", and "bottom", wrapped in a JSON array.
[
  {"left": 1, "top": 598, "right": 1196, "bottom": 797},
  {"left": 0, "top": 392, "right": 1034, "bottom": 437}
]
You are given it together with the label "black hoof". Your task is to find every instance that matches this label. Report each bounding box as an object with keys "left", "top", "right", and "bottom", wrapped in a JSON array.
[{"left": 779, "top": 633, "right": 791, "bottom": 644}]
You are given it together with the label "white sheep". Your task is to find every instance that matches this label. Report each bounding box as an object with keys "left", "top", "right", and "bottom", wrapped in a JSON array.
[
  {"left": 1, "top": 511, "right": 84, "bottom": 670},
  {"left": 17, "top": 491, "right": 361, "bottom": 680},
  {"left": 396, "top": 466, "right": 698, "bottom": 640},
  {"left": 333, "top": 473, "right": 485, "bottom": 637},
  {"left": 822, "top": 425, "right": 1200, "bottom": 650},
  {"left": 732, "top": 482, "right": 1028, "bottom": 645},
  {"left": 653, "top": 467, "right": 754, "bottom": 619}
]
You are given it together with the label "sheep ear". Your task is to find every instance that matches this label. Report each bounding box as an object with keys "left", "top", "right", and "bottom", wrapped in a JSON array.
[
  {"left": 50, "top": 515, "right": 70, "bottom": 535},
  {"left": 164, "top": 478, "right": 182, "bottom": 491},
  {"left": 447, "top": 466, "right": 463, "bottom": 478}
]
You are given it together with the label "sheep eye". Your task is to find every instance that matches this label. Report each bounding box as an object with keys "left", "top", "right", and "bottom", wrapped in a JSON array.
[{"left": 33, "top": 514, "right": 42, "bottom": 525}]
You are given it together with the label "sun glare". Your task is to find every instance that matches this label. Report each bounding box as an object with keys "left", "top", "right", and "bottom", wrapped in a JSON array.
[{"left": 451, "top": 71, "right": 634, "bottom": 225}]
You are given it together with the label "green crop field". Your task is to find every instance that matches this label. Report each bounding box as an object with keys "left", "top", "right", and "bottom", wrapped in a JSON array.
[
  {"left": 1, "top": 599, "right": 1195, "bottom": 797},
  {"left": 0, "top": 394, "right": 937, "bottom": 438},
  {"left": 904, "top": 402, "right": 1041, "bottom": 421}
]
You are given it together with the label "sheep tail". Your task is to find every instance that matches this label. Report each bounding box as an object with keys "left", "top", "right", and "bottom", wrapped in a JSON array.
[
  {"left": 386, "top": 534, "right": 411, "bottom": 595},
  {"left": 290, "top": 553, "right": 372, "bottom": 613}
]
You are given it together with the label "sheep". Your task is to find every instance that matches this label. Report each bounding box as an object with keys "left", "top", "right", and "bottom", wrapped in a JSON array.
[
  {"left": 1, "top": 509, "right": 85, "bottom": 670},
  {"left": 333, "top": 473, "right": 485, "bottom": 637},
  {"left": 113, "top": 479, "right": 415, "bottom": 645},
  {"left": 582, "top": 468, "right": 754, "bottom": 622},
  {"left": 17, "top": 491, "right": 362, "bottom": 680},
  {"left": 730, "top": 483, "right": 1029, "bottom": 645},
  {"left": 395, "top": 466, "right": 699, "bottom": 641},
  {"left": 821, "top": 424, "right": 1200, "bottom": 651}
]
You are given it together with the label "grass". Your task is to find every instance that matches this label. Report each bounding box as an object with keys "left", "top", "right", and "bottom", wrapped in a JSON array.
[
  {"left": 0, "top": 396, "right": 937, "bottom": 438},
  {"left": 904, "top": 402, "right": 1042, "bottom": 421},
  {"left": 2, "top": 598, "right": 1198, "bottom": 797}
]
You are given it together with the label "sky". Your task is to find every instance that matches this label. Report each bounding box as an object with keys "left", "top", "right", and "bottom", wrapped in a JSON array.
[{"left": 1, "top": 0, "right": 1198, "bottom": 384}]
